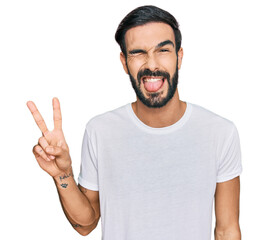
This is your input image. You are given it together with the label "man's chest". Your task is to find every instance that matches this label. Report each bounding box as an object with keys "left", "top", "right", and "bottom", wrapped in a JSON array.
[{"left": 98, "top": 133, "right": 217, "bottom": 201}]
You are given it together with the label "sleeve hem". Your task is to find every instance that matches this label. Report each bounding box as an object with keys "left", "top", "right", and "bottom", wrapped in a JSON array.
[
  {"left": 78, "top": 176, "right": 99, "bottom": 191},
  {"left": 216, "top": 167, "right": 243, "bottom": 183}
]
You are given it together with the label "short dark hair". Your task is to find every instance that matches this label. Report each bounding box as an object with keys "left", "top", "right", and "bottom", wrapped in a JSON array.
[{"left": 115, "top": 5, "right": 182, "bottom": 57}]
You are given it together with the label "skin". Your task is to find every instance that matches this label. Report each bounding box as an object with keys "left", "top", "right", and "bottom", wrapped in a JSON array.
[
  {"left": 214, "top": 176, "right": 242, "bottom": 239},
  {"left": 120, "top": 22, "right": 187, "bottom": 128}
]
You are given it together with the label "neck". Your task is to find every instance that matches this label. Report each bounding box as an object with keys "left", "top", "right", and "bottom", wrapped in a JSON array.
[{"left": 131, "top": 89, "right": 187, "bottom": 128}]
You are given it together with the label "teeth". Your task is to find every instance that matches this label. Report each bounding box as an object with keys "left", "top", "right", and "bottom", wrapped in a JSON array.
[{"left": 143, "top": 78, "right": 163, "bottom": 82}]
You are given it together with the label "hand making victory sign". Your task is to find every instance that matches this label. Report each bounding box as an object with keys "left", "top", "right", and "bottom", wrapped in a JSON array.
[{"left": 26, "top": 97, "right": 72, "bottom": 178}]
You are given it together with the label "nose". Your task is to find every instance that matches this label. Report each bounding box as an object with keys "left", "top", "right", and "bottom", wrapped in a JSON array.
[{"left": 143, "top": 53, "right": 159, "bottom": 72}]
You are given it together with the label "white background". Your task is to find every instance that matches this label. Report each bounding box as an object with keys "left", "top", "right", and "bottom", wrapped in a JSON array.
[{"left": 0, "top": 0, "right": 268, "bottom": 239}]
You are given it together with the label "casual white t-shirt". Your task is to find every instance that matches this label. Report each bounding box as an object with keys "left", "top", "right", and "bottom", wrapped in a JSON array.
[{"left": 78, "top": 101, "right": 243, "bottom": 240}]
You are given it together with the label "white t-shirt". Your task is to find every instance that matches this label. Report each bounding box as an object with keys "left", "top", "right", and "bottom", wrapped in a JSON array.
[{"left": 78, "top": 101, "right": 243, "bottom": 240}]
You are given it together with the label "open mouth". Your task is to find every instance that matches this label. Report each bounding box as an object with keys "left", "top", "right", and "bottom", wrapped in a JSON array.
[{"left": 142, "top": 76, "right": 166, "bottom": 92}]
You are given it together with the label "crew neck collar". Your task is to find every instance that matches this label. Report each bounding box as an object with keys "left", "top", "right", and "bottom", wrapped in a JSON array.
[{"left": 126, "top": 101, "right": 193, "bottom": 134}]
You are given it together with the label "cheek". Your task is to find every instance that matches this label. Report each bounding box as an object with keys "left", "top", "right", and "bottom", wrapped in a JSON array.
[
  {"left": 160, "top": 57, "right": 178, "bottom": 74},
  {"left": 127, "top": 59, "right": 144, "bottom": 77},
  {"left": 158, "top": 54, "right": 177, "bottom": 66}
]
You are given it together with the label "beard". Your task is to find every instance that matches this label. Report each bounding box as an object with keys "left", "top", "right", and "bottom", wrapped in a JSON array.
[{"left": 127, "top": 59, "right": 179, "bottom": 109}]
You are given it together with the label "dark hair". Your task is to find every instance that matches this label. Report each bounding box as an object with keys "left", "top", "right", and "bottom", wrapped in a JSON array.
[{"left": 115, "top": 5, "right": 182, "bottom": 57}]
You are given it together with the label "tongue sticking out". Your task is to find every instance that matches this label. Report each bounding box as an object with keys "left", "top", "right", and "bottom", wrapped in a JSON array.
[{"left": 143, "top": 79, "right": 164, "bottom": 92}]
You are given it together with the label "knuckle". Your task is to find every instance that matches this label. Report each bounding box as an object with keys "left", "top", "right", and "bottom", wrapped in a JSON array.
[
  {"left": 32, "top": 144, "right": 39, "bottom": 153},
  {"left": 33, "top": 145, "right": 44, "bottom": 157},
  {"left": 43, "top": 130, "right": 50, "bottom": 136},
  {"left": 36, "top": 119, "right": 44, "bottom": 125},
  {"left": 54, "top": 117, "right": 62, "bottom": 122},
  {"left": 57, "top": 147, "right": 64, "bottom": 155},
  {"left": 38, "top": 137, "right": 43, "bottom": 144}
]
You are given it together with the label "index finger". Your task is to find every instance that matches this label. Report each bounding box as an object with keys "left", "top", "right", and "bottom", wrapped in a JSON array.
[{"left": 26, "top": 101, "right": 49, "bottom": 136}]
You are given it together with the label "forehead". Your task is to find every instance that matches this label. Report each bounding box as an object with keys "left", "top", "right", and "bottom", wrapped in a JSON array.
[{"left": 124, "top": 22, "right": 175, "bottom": 50}]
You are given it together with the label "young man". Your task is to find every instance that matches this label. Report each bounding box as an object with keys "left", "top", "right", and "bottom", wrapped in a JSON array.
[{"left": 27, "top": 5, "right": 242, "bottom": 240}]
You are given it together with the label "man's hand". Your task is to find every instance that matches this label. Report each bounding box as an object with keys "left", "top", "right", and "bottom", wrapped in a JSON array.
[{"left": 27, "top": 97, "right": 72, "bottom": 178}]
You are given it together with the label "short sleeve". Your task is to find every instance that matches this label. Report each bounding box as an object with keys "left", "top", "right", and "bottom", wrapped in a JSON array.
[
  {"left": 78, "top": 127, "right": 99, "bottom": 191},
  {"left": 216, "top": 123, "right": 243, "bottom": 183}
]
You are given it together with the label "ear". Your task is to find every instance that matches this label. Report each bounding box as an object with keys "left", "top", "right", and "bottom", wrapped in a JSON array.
[
  {"left": 120, "top": 52, "right": 129, "bottom": 74},
  {"left": 177, "top": 47, "right": 183, "bottom": 70}
]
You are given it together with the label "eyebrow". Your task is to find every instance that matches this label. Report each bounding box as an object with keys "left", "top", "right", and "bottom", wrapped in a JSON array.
[
  {"left": 155, "top": 40, "right": 175, "bottom": 49},
  {"left": 128, "top": 40, "right": 175, "bottom": 55}
]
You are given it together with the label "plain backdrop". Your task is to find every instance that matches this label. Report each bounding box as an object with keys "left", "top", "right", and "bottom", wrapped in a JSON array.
[{"left": 0, "top": 0, "right": 268, "bottom": 239}]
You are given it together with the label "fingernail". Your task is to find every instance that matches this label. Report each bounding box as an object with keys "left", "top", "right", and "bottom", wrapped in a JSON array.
[
  {"left": 46, "top": 147, "right": 53, "bottom": 153},
  {"left": 49, "top": 155, "right": 55, "bottom": 160}
]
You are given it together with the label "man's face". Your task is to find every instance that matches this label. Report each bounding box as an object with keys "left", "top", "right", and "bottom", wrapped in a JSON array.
[{"left": 120, "top": 22, "right": 183, "bottom": 108}]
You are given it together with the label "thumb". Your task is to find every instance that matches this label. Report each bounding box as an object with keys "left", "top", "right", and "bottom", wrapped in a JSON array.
[{"left": 45, "top": 146, "right": 64, "bottom": 156}]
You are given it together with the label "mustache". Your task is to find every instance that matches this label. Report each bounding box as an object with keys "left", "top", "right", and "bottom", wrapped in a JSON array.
[{"left": 137, "top": 69, "right": 170, "bottom": 82}]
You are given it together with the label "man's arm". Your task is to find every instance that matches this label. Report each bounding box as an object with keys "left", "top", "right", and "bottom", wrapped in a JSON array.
[
  {"left": 53, "top": 167, "right": 100, "bottom": 236},
  {"left": 27, "top": 98, "right": 100, "bottom": 236},
  {"left": 53, "top": 166, "right": 99, "bottom": 236},
  {"left": 214, "top": 176, "right": 242, "bottom": 240}
]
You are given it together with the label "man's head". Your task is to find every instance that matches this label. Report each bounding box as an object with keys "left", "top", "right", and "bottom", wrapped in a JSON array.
[{"left": 115, "top": 5, "right": 183, "bottom": 108}]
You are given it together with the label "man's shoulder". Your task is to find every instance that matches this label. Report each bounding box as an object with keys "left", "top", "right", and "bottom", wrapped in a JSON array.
[
  {"left": 85, "top": 103, "right": 129, "bottom": 132},
  {"left": 189, "top": 101, "right": 236, "bottom": 131}
]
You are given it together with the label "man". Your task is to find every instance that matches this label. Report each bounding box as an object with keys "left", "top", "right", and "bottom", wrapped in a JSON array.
[{"left": 27, "top": 5, "right": 242, "bottom": 240}]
